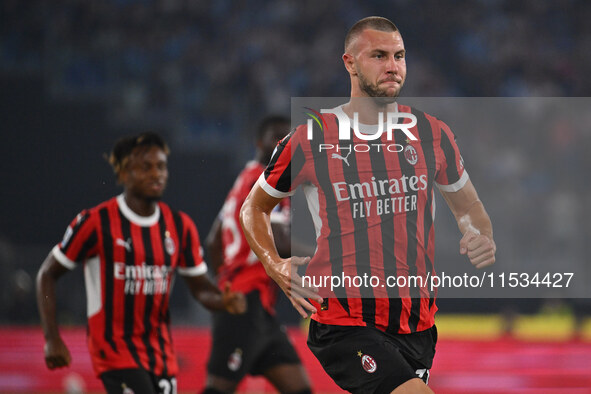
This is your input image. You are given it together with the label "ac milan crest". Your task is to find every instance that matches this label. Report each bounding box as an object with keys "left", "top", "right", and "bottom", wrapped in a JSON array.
[
  {"left": 164, "top": 231, "right": 176, "bottom": 255},
  {"left": 228, "top": 348, "right": 243, "bottom": 372},
  {"left": 404, "top": 144, "right": 418, "bottom": 166},
  {"left": 361, "top": 354, "right": 377, "bottom": 373}
]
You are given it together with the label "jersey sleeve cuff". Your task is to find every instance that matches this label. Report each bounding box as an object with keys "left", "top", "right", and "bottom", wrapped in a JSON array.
[
  {"left": 257, "top": 173, "right": 295, "bottom": 198},
  {"left": 52, "top": 245, "right": 77, "bottom": 270},
  {"left": 178, "top": 262, "right": 208, "bottom": 277},
  {"left": 435, "top": 170, "right": 469, "bottom": 192}
]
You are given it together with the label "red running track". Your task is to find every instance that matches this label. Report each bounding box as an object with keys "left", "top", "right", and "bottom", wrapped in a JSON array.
[{"left": 1, "top": 327, "right": 590, "bottom": 393}]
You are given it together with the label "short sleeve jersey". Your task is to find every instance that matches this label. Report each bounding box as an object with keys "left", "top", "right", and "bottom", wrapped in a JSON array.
[
  {"left": 259, "top": 104, "right": 468, "bottom": 335},
  {"left": 217, "top": 161, "right": 290, "bottom": 314},
  {"left": 52, "top": 195, "right": 207, "bottom": 376}
]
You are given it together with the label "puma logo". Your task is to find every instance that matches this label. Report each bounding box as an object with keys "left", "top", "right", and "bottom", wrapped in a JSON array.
[
  {"left": 331, "top": 151, "right": 351, "bottom": 166},
  {"left": 116, "top": 238, "right": 132, "bottom": 251}
]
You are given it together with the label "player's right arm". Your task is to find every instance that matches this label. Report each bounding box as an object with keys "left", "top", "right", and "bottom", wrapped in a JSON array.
[
  {"left": 36, "top": 253, "right": 72, "bottom": 370},
  {"left": 240, "top": 184, "right": 322, "bottom": 318},
  {"left": 36, "top": 209, "right": 98, "bottom": 370}
]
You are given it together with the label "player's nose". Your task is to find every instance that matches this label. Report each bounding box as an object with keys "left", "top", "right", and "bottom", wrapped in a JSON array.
[{"left": 385, "top": 55, "right": 399, "bottom": 74}]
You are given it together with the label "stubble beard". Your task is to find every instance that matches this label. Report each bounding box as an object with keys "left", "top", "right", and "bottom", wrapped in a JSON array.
[{"left": 357, "top": 70, "right": 403, "bottom": 105}]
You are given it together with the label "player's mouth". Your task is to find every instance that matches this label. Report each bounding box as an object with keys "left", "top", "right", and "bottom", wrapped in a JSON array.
[
  {"left": 380, "top": 79, "right": 401, "bottom": 86},
  {"left": 149, "top": 182, "right": 165, "bottom": 192}
]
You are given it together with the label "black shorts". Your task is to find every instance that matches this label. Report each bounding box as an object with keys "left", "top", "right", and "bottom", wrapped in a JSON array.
[
  {"left": 100, "top": 368, "right": 176, "bottom": 394},
  {"left": 307, "top": 320, "right": 437, "bottom": 394},
  {"left": 207, "top": 291, "right": 301, "bottom": 381}
]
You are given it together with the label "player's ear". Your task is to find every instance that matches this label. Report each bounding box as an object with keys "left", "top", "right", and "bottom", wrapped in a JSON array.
[{"left": 343, "top": 53, "right": 357, "bottom": 75}]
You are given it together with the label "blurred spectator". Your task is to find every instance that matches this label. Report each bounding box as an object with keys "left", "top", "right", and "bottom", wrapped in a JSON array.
[
  {"left": 2, "top": 0, "right": 590, "bottom": 141},
  {"left": 1, "top": 0, "right": 588, "bottom": 325}
]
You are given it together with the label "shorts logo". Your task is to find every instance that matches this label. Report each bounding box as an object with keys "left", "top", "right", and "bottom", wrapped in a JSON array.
[
  {"left": 416, "top": 368, "right": 430, "bottom": 384},
  {"left": 228, "top": 348, "right": 243, "bottom": 372},
  {"left": 404, "top": 144, "right": 418, "bottom": 165},
  {"left": 164, "top": 231, "right": 176, "bottom": 255},
  {"left": 121, "top": 384, "right": 134, "bottom": 394},
  {"left": 358, "top": 351, "right": 377, "bottom": 373}
]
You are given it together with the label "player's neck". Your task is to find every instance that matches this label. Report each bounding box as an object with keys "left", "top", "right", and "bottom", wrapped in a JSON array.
[
  {"left": 343, "top": 98, "right": 397, "bottom": 125},
  {"left": 122, "top": 192, "right": 158, "bottom": 217}
]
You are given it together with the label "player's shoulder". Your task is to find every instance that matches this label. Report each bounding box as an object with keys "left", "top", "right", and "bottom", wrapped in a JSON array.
[
  {"left": 63, "top": 197, "right": 116, "bottom": 230},
  {"left": 398, "top": 103, "right": 453, "bottom": 139},
  {"left": 229, "top": 161, "right": 264, "bottom": 193},
  {"left": 157, "top": 201, "right": 183, "bottom": 220},
  {"left": 241, "top": 161, "right": 265, "bottom": 179},
  {"left": 81, "top": 196, "right": 118, "bottom": 218},
  {"left": 171, "top": 207, "right": 198, "bottom": 228},
  {"left": 398, "top": 103, "right": 442, "bottom": 123},
  {"left": 289, "top": 108, "right": 340, "bottom": 146},
  {"left": 159, "top": 204, "right": 200, "bottom": 236}
]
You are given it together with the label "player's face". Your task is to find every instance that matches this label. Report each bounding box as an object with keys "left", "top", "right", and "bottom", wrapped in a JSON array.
[
  {"left": 347, "top": 29, "right": 406, "bottom": 101},
  {"left": 121, "top": 146, "right": 168, "bottom": 201},
  {"left": 259, "top": 122, "right": 290, "bottom": 164}
]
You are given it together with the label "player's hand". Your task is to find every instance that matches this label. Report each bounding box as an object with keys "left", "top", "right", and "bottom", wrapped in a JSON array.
[
  {"left": 265, "top": 256, "right": 323, "bottom": 319},
  {"left": 460, "top": 230, "right": 496, "bottom": 269},
  {"left": 221, "top": 282, "right": 247, "bottom": 314},
  {"left": 44, "top": 336, "right": 71, "bottom": 370}
]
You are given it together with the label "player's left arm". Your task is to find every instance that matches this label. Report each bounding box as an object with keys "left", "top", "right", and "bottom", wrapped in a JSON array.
[
  {"left": 179, "top": 213, "right": 246, "bottom": 314},
  {"left": 440, "top": 179, "right": 496, "bottom": 269},
  {"left": 182, "top": 274, "right": 246, "bottom": 314}
]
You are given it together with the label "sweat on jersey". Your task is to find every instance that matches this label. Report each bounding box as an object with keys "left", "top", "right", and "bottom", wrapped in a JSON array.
[
  {"left": 258, "top": 104, "right": 468, "bottom": 335},
  {"left": 52, "top": 195, "right": 207, "bottom": 376}
]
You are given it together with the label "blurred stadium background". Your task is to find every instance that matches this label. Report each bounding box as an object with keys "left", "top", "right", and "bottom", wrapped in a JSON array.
[{"left": 1, "top": 0, "right": 590, "bottom": 392}]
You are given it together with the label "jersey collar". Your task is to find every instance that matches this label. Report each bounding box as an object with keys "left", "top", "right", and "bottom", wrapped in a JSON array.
[
  {"left": 116, "top": 194, "right": 160, "bottom": 227},
  {"left": 334, "top": 103, "right": 399, "bottom": 135}
]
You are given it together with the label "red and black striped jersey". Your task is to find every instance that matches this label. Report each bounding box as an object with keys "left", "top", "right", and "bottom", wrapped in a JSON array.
[
  {"left": 258, "top": 104, "right": 468, "bottom": 335},
  {"left": 52, "top": 195, "right": 207, "bottom": 376},
  {"left": 217, "top": 161, "right": 290, "bottom": 314}
]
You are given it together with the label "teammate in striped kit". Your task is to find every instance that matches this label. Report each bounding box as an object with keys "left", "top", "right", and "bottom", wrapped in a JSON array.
[
  {"left": 203, "top": 116, "right": 312, "bottom": 394},
  {"left": 36, "top": 132, "right": 246, "bottom": 394},
  {"left": 240, "top": 17, "right": 496, "bottom": 393}
]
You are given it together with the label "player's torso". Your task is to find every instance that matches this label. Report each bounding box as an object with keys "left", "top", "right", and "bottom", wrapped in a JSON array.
[
  {"left": 301, "top": 108, "right": 442, "bottom": 333},
  {"left": 220, "top": 162, "right": 265, "bottom": 274},
  {"left": 218, "top": 162, "right": 281, "bottom": 312},
  {"left": 304, "top": 107, "right": 441, "bottom": 265},
  {"left": 94, "top": 199, "right": 181, "bottom": 304},
  {"left": 84, "top": 198, "right": 183, "bottom": 374}
]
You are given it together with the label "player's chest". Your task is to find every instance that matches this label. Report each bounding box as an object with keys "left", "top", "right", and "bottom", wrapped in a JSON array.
[
  {"left": 106, "top": 226, "right": 180, "bottom": 267},
  {"left": 314, "top": 140, "right": 437, "bottom": 182}
]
